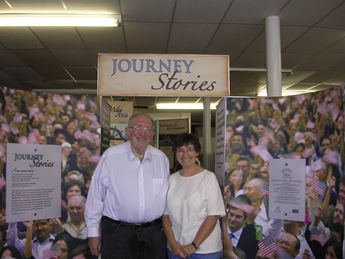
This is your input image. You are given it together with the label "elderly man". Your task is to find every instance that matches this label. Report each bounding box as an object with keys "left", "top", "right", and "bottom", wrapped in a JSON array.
[
  {"left": 283, "top": 220, "right": 315, "bottom": 259},
  {"left": 244, "top": 178, "right": 282, "bottom": 240},
  {"left": 85, "top": 113, "right": 169, "bottom": 259},
  {"left": 64, "top": 194, "right": 87, "bottom": 240},
  {"left": 276, "top": 232, "right": 300, "bottom": 258}
]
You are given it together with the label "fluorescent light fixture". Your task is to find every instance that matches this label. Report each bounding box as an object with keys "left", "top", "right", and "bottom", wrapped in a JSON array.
[
  {"left": 257, "top": 88, "right": 313, "bottom": 97},
  {"left": 0, "top": 14, "right": 120, "bottom": 27},
  {"left": 156, "top": 102, "right": 218, "bottom": 110},
  {"left": 32, "top": 89, "right": 97, "bottom": 94}
]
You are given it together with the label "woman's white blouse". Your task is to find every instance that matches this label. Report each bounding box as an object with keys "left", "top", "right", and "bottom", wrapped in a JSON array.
[{"left": 164, "top": 169, "right": 226, "bottom": 254}]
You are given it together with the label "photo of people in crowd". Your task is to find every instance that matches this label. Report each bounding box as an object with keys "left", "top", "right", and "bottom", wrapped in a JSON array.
[
  {"left": 222, "top": 86, "right": 344, "bottom": 258},
  {"left": 0, "top": 86, "right": 100, "bottom": 258},
  {"left": 1, "top": 85, "right": 345, "bottom": 258}
]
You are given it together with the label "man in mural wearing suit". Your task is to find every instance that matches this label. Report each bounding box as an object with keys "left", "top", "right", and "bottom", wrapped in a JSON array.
[{"left": 226, "top": 194, "right": 258, "bottom": 259}]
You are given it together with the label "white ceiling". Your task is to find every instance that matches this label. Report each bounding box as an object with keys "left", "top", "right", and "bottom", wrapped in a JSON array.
[{"left": 0, "top": 0, "right": 345, "bottom": 111}]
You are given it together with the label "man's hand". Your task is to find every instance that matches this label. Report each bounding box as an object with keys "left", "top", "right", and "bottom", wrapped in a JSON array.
[
  {"left": 88, "top": 236, "right": 101, "bottom": 256},
  {"left": 303, "top": 249, "right": 311, "bottom": 259},
  {"left": 22, "top": 220, "right": 33, "bottom": 230}
]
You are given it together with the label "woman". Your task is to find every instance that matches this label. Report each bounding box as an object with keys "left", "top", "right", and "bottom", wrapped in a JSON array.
[
  {"left": 44, "top": 233, "right": 70, "bottom": 259},
  {"left": 227, "top": 168, "right": 244, "bottom": 197},
  {"left": 162, "top": 133, "right": 225, "bottom": 259},
  {"left": 0, "top": 245, "right": 22, "bottom": 259},
  {"left": 324, "top": 240, "right": 342, "bottom": 259}
]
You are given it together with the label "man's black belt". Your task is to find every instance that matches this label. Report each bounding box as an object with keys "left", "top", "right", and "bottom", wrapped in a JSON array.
[{"left": 102, "top": 216, "right": 162, "bottom": 229}]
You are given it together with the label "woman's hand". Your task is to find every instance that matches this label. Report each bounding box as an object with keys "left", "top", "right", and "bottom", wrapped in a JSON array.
[
  {"left": 182, "top": 244, "right": 197, "bottom": 257},
  {"left": 171, "top": 241, "right": 188, "bottom": 258}
]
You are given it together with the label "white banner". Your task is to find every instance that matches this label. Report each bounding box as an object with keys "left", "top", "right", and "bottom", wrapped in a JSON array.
[
  {"left": 98, "top": 53, "right": 230, "bottom": 97},
  {"left": 6, "top": 144, "right": 61, "bottom": 222}
]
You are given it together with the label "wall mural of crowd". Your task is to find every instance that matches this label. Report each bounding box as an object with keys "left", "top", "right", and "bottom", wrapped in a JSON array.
[
  {"left": 0, "top": 85, "right": 344, "bottom": 258},
  {"left": 223, "top": 86, "right": 344, "bottom": 258},
  {"left": 0, "top": 87, "right": 100, "bottom": 258}
]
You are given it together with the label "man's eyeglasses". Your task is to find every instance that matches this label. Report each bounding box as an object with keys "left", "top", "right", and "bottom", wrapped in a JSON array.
[{"left": 128, "top": 125, "right": 154, "bottom": 134}]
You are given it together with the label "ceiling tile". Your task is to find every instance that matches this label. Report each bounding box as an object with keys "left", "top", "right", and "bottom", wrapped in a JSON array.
[
  {"left": 11, "top": 49, "right": 61, "bottom": 66},
  {"left": 0, "top": 70, "right": 20, "bottom": 86},
  {"left": 315, "top": 1, "right": 345, "bottom": 30},
  {"left": 78, "top": 27, "right": 125, "bottom": 50},
  {"left": 64, "top": 0, "right": 120, "bottom": 13},
  {"left": 324, "top": 72, "right": 345, "bottom": 85},
  {"left": 51, "top": 49, "right": 95, "bottom": 66},
  {"left": 285, "top": 83, "right": 318, "bottom": 91},
  {"left": 25, "top": 80, "right": 52, "bottom": 89},
  {"left": 284, "top": 28, "right": 345, "bottom": 55},
  {"left": 168, "top": 23, "right": 217, "bottom": 51},
  {"left": 0, "top": 28, "right": 43, "bottom": 49},
  {"left": 125, "top": 22, "right": 169, "bottom": 50},
  {"left": 29, "top": 65, "right": 71, "bottom": 80},
  {"left": 281, "top": 71, "right": 315, "bottom": 87},
  {"left": 47, "top": 80, "right": 77, "bottom": 89},
  {"left": 8, "top": 0, "right": 64, "bottom": 10},
  {"left": 0, "top": 49, "right": 27, "bottom": 66},
  {"left": 121, "top": 0, "right": 175, "bottom": 22},
  {"left": 244, "top": 26, "right": 308, "bottom": 53},
  {"left": 174, "top": 0, "right": 230, "bottom": 23},
  {"left": 326, "top": 57, "right": 345, "bottom": 72},
  {"left": 281, "top": 26, "right": 310, "bottom": 49},
  {"left": 1, "top": 66, "right": 43, "bottom": 81},
  {"left": 321, "top": 37, "right": 345, "bottom": 54},
  {"left": 296, "top": 53, "right": 345, "bottom": 71},
  {"left": 66, "top": 66, "right": 97, "bottom": 80},
  {"left": 309, "top": 84, "right": 338, "bottom": 92},
  {"left": 32, "top": 27, "right": 84, "bottom": 49},
  {"left": 300, "top": 70, "right": 345, "bottom": 83},
  {"left": 224, "top": 0, "right": 288, "bottom": 24},
  {"left": 208, "top": 24, "right": 263, "bottom": 51},
  {"left": 279, "top": 0, "right": 343, "bottom": 26},
  {"left": 232, "top": 53, "right": 266, "bottom": 68},
  {"left": 230, "top": 71, "right": 266, "bottom": 95},
  {"left": 282, "top": 53, "right": 313, "bottom": 69}
]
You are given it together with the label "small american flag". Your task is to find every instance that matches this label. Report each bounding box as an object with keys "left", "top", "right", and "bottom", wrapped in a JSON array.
[
  {"left": 310, "top": 177, "right": 326, "bottom": 198},
  {"left": 258, "top": 236, "right": 277, "bottom": 256},
  {"left": 310, "top": 227, "right": 327, "bottom": 246}
]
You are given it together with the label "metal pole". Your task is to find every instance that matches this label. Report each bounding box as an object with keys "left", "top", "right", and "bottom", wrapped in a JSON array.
[
  {"left": 265, "top": 16, "right": 282, "bottom": 97},
  {"left": 202, "top": 97, "right": 212, "bottom": 170}
]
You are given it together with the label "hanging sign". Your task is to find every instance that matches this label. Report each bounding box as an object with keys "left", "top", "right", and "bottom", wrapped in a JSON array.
[
  {"left": 107, "top": 100, "right": 133, "bottom": 124},
  {"left": 97, "top": 53, "right": 230, "bottom": 97}
]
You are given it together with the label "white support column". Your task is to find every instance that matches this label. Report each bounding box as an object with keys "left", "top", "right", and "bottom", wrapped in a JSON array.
[
  {"left": 202, "top": 97, "right": 212, "bottom": 170},
  {"left": 265, "top": 16, "right": 282, "bottom": 97}
]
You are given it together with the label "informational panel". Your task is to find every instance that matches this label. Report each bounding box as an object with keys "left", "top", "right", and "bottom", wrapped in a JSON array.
[
  {"left": 269, "top": 159, "right": 306, "bottom": 221},
  {"left": 214, "top": 98, "right": 226, "bottom": 187},
  {"left": 6, "top": 144, "right": 61, "bottom": 222},
  {"left": 100, "top": 98, "right": 111, "bottom": 154},
  {"left": 159, "top": 118, "right": 189, "bottom": 135},
  {"left": 98, "top": 53, "right": 230, "bottom": 97}
]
